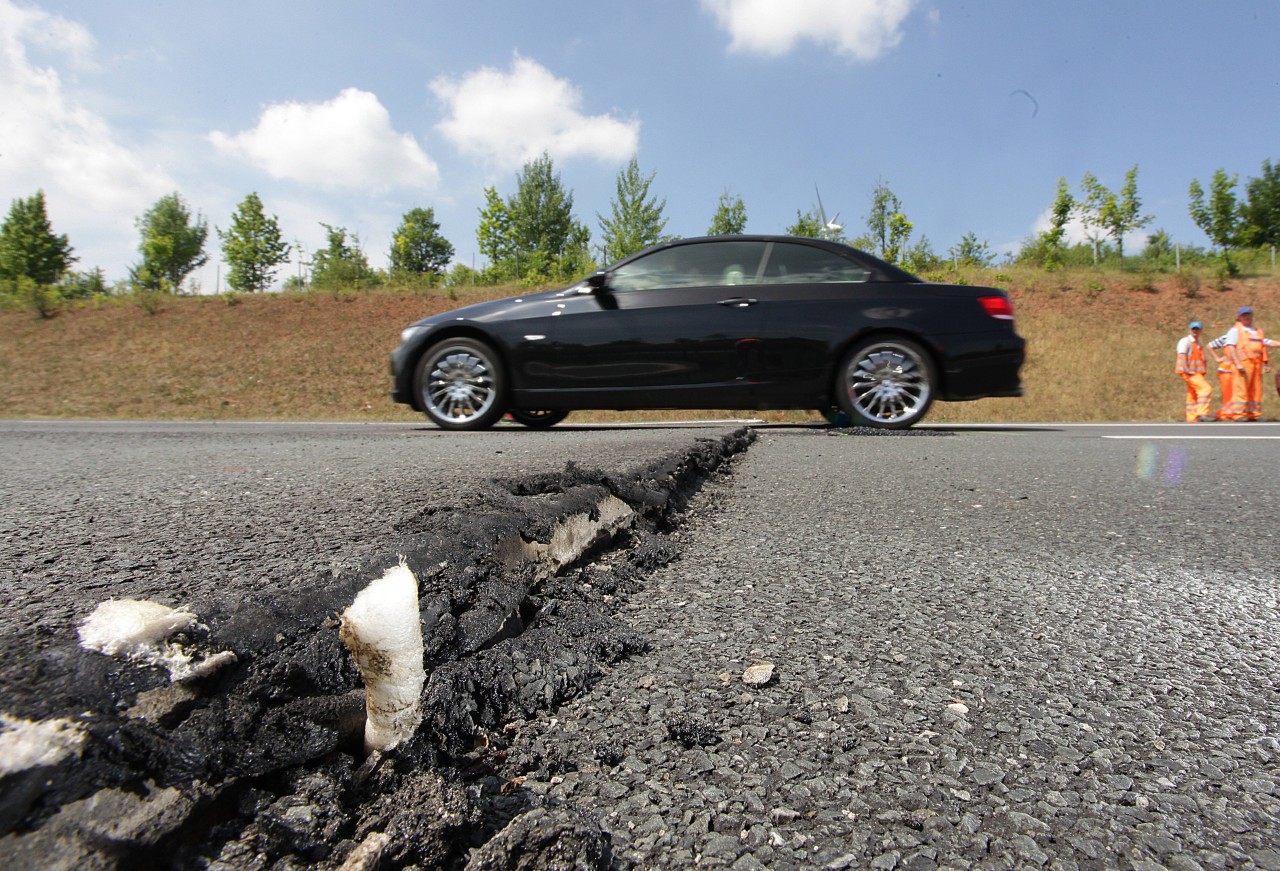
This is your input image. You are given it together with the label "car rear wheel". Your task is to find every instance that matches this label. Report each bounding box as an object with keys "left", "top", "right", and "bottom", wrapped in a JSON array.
[
  {"left": 509, "top": 409, "right": 569, "bottom": 429},
  {"left": 414, "top": 337, "right": 506, "bottom": 430},
  {"left": 835, "top": 337, "right": 935, "bottom": 429}
]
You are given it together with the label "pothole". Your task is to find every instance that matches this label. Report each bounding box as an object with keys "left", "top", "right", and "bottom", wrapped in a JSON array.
[{"left": 0, "top": 428, "right": 755, "bottom": 869}]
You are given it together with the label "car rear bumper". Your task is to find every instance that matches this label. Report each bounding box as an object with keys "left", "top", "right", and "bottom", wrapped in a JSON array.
[{"left": 939, "top": 336, "right": 1026, "bottom": 401}]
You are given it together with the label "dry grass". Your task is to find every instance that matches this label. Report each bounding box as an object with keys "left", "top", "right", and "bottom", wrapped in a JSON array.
[{"left": 4, "top": 270, "right": 1280, "bottom": 424}]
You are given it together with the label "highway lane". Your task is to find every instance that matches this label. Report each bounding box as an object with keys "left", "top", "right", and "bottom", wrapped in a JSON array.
[
  {"left": 0, "top": 419, "right": 748, "bottom": 639},
  {"left": 508, "top": 422, "right": 1280, "bottom": 868},
  {"left": 1, "top": 419, "right": 1278, "bottom": 868}
]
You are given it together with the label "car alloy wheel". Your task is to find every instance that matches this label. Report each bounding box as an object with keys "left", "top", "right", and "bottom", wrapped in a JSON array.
[
  {"left": 415, "top": 338, "right": 506, "bottom": 430},
  {"left": 837, "top": 337, "right": 934, "bottom": 428}
]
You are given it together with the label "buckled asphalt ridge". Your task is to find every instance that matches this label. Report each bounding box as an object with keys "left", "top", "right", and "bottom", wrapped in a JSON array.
[{"left": 0, "top": 428, "right": 755, "bottom": 870}]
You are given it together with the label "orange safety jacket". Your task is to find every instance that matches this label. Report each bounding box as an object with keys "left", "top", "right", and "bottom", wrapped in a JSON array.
[
  {"left": 1176, "top": 336, "right": 1207, "bottom": 374},
  {"left": 1238, "top": 325, "right": 1270, "bottom": 364}
]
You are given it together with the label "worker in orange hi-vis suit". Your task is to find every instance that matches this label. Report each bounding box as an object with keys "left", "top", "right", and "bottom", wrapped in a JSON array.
[
  {"left": 1176, "top": 321, "right": 1212, "bottom": 422},
  {"left": 1206, "top": 330, "right": 1235, "bottom": 420},
  {"left": 1224, "top": 306, "right": 1280, "bottom": 420}
]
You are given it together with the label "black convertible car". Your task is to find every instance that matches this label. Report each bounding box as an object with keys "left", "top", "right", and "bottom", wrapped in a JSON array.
[{"left": 390, "top": 235, "right": 1024, "bottom": 430}]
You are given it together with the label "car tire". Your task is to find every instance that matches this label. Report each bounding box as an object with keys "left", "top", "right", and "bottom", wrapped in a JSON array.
[
  {"left": 835, "top": 337, "right": 935, "bottom": 429},
  {"left": 508, "top": 409, "right": 569, "bottom": 429},
  {"left": 414, "top": 337, "right": 507, "bottom": 430}
]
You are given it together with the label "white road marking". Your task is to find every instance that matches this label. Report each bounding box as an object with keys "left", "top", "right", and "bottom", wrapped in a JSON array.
[{"left": 1103, "top": 435, "right": 1280, "bottom": 440}]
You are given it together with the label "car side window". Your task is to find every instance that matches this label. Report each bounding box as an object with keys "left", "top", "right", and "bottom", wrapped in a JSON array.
[
  {"left": 610, "top": 242, "right": 768, "bottom": 292},
  {"left": 760, "top": 243, "right": 871, "bottom": 285}
]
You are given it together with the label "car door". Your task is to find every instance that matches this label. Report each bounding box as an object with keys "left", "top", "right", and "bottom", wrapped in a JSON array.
[
  {"left": 533, "top": 240, "right": 770, "bottom": 406},
  {"left": 745, "top": 240, "right": 884, "bottom": 401}
]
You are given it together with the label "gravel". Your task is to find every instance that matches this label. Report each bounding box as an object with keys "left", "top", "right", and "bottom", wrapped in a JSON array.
[{"left": 494, "top": 428, "right": 1280, "bottom": 869}]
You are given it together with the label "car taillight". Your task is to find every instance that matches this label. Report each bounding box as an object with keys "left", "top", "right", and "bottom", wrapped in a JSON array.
[{"left": 978, "top": 295, "right": 1014, "bottom": 320}]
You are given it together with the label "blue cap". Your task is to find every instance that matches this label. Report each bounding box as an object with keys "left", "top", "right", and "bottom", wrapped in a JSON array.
[
  {"left": 1189, "top": 321, "right": 1202, "bottom": 330},
  {"left": 1238, "top": 306, "right": 1254, "bottom": 316}
]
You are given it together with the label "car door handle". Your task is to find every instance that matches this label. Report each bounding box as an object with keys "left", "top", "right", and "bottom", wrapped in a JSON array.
[{"left": 718, "top": 297, "right": 758, "bottom": 308}]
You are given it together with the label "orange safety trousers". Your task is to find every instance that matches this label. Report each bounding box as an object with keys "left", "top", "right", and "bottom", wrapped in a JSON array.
[
  {"left": 1181, "top": 373, "right": 1212, "bottom": 422},
  {"left": 1216, "top": 366, "right": 1234, "bottom": 420},
  {"left": 1232, "top": 359, "right": 1265, "bottom": 420}
]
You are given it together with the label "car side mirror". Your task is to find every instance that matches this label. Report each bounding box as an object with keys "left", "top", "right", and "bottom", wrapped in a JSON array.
[{"left": 583, "top": 270, "right": 609, "bottom": 293}]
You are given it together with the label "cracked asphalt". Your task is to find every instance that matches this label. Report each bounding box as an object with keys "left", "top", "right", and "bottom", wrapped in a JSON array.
[{"left": 1, "top": 420, "right": 1278, "bottom": 869}]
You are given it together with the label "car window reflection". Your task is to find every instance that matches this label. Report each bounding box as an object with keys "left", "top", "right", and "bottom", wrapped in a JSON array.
[
  {"left": 611, "top": 241, "right": 767, "bottom": 292},
  {"left": 760, "top": 242, "right": 871, "bottom": 284}
]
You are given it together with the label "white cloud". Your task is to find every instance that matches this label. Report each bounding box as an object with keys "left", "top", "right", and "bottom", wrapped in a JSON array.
[
  {"left": 209, "top": 88, "right": 440, "bottom": 193},
  {"left": 701, "top": 0, "right": 917, "bottom": 60},
  {"left": 431, "top": 54, "right": 639, "bottom": 170},
  {"left": 0, "top": 0, "right": 174, "bottom": 273}
]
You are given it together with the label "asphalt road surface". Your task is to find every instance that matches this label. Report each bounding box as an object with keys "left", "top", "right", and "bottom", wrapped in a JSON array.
[{"left": 1, "top": 419, "right": 1278, "bottom": 869}]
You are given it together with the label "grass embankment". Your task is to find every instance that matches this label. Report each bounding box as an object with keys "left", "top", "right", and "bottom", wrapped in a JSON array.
[{"left": 3, "top": 268, "right": 1279, "bottom": 424}]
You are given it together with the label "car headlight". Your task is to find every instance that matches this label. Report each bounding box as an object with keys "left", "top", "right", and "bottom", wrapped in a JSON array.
[{"left": 399, "top": 325, "right": 426, "bottom": 344}]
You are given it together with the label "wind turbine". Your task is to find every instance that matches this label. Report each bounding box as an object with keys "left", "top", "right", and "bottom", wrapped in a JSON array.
[{"left": 815, "top": 185, "right": 843, "bottom": 240}]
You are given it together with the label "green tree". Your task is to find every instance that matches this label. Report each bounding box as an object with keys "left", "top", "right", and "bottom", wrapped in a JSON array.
[
  {"left": 1076, "top": 172, "right": 1109, "bottom": 267},
  {"left": 132, "top": 192, "right": 208, "bottom": 293},
  {"left": 58, "top": 268, "right": 108, "bottom": 300},
  {"left": 389, "top": 207, "right": 454, "bottom": 279},
  {"left": 1038, "top": 177, "right": 1074, "bottom": 271},
  {"left": 219, "top": 193, "right": 291, "bottom": 293},
  {"left": 1106, "top": 166, "right": 1152, "bottom": 262},
  {"left": 509, "top": 152, "right": 588, "bottom": 280},
  {"left": 444, "top": 262, "right": 481, "bottom": 289},
  {"left": 0, "top": 190, "right": 75, "bottom": 286},
  {"left": 311, "top": 224, "right": 373, "bottom": 288},
  {"left": 1189, "top": 169, "right": 1245, "bottom": 258},
  {"left": 903, "top": 235, "right": 939, "bottom": 274},
  {"left": 476, "top": 186, "right": 517, "bottom": 281},
  {"left": 476, "top": 153, "right": 591, "bottom": 283},
  {"left": 598, "top": 158, "right": 669, "bottom": 263},
  {"left": 708, "top": 192, "right": 747, "bottom": 235},
  {"left": 865, "top": 180, "right": 904, "bottom": 259},
  {"left": 1142, "top": 229, "right": 1176, "bottom": 269},
  {"left": 1078, "top": 167, "right": 1153, "bottom": 266},
  {"left": 1242, "top": 159, "right": 1280, "bottom": 249},
  {"left": 862, "top": 180, "right": 913, "bottom": 262},
  {"left": 883, "top": 212, "right": 914, "bottom": 265},
  {"left": 785, "top": 208, "right": 825, "bottom": 238},
  {"left": 948, "top": 232, "right": 993, "bottom": 267}
]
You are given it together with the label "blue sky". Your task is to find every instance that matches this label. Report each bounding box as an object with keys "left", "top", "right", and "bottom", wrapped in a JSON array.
[{"left": 2, "top": 0, "right": 1277, "bottom": 291}]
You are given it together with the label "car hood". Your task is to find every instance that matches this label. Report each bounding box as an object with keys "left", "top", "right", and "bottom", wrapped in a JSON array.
[{"left": 407, "top": 284, "right": 582, "bottom": 329}]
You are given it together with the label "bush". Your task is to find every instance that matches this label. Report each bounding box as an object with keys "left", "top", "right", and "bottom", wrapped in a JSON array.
[
  {"left": 6, "top": 276, "right": 63, "bottom": 318},
  {"left": 1174, "top": 272, "right": 1202, "bottom": 299},
  {"left": 133, "top": 285, "right": 169, "bottom": 315},
  {"left": 58, "top": 268, "right": 109, "bottom": 300}
]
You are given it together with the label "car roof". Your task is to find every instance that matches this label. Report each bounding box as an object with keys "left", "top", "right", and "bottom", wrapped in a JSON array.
[{"left": 613, "top": 235, "right": 920, "bottom": 283}]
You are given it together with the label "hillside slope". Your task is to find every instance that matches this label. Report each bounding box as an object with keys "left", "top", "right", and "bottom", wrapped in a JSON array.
[{"left": 4, "top": 272, "right": 1280, "bottom": 423}]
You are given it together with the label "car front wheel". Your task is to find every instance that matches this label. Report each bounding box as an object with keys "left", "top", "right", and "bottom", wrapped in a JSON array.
[
  {"left": 835, "top": 337, "right": 935, "bottom": 429},
  {"left": 414, "top": 337, "right": 506, "bottom": 430}
]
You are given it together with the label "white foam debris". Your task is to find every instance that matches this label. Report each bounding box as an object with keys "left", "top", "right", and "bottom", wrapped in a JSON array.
[
  {"left": 78, "top": 599, "right": 199, "bottom": 657},
  {"left": 0, "top": 713, "right": 86, "bottom": 777},
  {"left": 340, "top": 558, "right": 426, "bottom": 753},
  {"left": 77, "top": 599, "right": 237, "bottom": 683}
]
